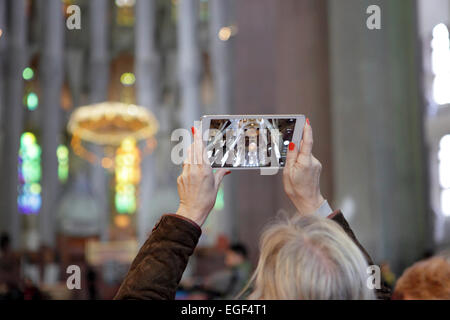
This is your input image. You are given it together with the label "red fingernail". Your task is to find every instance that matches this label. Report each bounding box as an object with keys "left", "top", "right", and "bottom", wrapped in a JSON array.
[
  {"left": 306, "top": 118, "right": 310, "bottom": 125},
  {"left": 225, "top": 171, "right": 231, "bottom": 176},
  {"left": 191, "top": 127, "right": 195, "bottom": 134},
  {"left": 289, "top": 142, "right": 295, "bottom": 151}
]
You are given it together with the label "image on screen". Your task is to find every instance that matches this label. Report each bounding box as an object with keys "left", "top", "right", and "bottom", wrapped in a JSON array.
[{"left": 205, "top": 118, "right": 297, "bottom": 168}]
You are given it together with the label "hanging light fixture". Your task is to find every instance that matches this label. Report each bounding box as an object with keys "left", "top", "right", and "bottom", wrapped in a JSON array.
[
  {"left": 67, "top": 101, "right": 158, "bottom": 146},
  {"left": 67, "top": 102, "right": 158, "bottom": 215},
  {"left": 67, "top": 102, "right": 158, "bottom": 164}
]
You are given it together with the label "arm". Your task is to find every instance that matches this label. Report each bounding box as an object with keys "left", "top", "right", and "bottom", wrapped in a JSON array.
[
  {"left": 114, "top": 214, "right": 201, "bottom": 300},
  {"left": 327, "top": 210, "right": 374, "bottom": 265},
  {"left": 327, "top": 210, "right": 391, "bottom": 300},
  {"left": 312, "top": 200, "right": 375, "bottom": 265},
  {"left": 115, "top": 126, "right": 229, "bottom": 300},
  {"left": 316, "top": 202, "right": 392, "bottom": 299},
  {"left": 283, "top": 120, "right": 391, "bottom": 299},
  {"left": 283, "top": 120, "right": 375, "bottom": 264}
]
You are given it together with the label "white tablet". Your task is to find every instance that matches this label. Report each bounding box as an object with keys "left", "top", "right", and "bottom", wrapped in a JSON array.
[{"left": 201, "top": 115, "right": 305, "bottom": 169}]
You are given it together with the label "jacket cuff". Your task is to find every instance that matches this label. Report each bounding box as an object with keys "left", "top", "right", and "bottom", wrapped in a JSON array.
[
  {"left": 327, "top": 210, "right": 342, "bottom": 219},
  {"left": 153, "top": 213, "right": 202, "bottom": 235},
  {"left": 165, "top": 213, "right": 202, "bottom": 233},
  {"left": 314, "top": 200, "right": 333, "bottom": 218}
]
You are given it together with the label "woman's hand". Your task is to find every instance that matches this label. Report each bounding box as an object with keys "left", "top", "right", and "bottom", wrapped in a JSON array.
[
  {"left": 283, "top": 119, "right": 325, "bottom": 216},
  {"left": 176, "top": 127, "right": 230, "bottom": 227}
]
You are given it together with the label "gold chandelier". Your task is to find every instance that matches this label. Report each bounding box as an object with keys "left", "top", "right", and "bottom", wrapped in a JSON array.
[
  {"left": 68, "top": 101, "right": 158, "bottom": 146},
  {"left": 67, "top": 101, "right": 158, "bottom": 167}
]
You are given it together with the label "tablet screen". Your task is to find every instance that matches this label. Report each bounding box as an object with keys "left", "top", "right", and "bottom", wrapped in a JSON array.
[{"left": 204, "top": 117, "right": 298, "bottom": 168}]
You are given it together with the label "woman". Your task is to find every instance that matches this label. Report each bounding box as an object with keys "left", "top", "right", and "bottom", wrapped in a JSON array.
[{"left": 114, "top": 121, "right": 387, "bottom": 300}]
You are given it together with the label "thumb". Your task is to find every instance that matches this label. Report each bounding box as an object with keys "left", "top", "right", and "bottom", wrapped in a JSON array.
[{"left": 214, "top": 169, "right": 230, "bottom": 189}]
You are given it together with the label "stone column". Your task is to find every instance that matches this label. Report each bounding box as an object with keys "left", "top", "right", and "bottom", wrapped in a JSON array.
[
  {"left": 89, "top": 0, "right": 110, "bottom": 241},
  {"left": 39, "top": 0, "right": 64, "bottom": 247},
  {"left": 328, "top": 0, "right": 431, "bottom": 273},
  {"left": 208, "top": 0, "right": 235, "bottom": 239},
  {"left": 0, "top": 0, "right": 6, "bottom": 141},
  {"left": 177, "top": 0, "right": 201, "bottom": 130},
  {"left": 1, "top": 0, "right": 27, "bottom": 248},
  {"left": 209, "top": 0, "right": 234, "bottom": 115},
  {"left": 89, "top": 0, "right": 110, "bottom": 103},
  {"left": 135, "top": 0, "right": 159, "bottom": 244},
  {"left": 0, "top": 0, "right": 7, "bottom": 231}
]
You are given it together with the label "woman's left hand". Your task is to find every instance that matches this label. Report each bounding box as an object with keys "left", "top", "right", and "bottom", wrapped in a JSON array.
[
  {"left": 176, "top": 126, "right": 230, "bottom": 227},
  {"left": 283, "top": 119, "right": 325, "bottom": 216}
]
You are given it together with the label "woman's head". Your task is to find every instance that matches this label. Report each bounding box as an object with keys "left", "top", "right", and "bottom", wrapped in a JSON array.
[{"left": 246, "top": 214, "right": 375, "bottom": 300}]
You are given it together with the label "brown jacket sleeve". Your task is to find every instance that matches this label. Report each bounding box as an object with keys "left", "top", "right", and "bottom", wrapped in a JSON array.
[
  {"left": 328, "top": 211, "right": 374, "bottom": 265},
  {"left": 114, "top": 214, "right": 201, "bottom": 300},
  {"left": 328, "top": 210, "right": 392, "bottom": 300}
]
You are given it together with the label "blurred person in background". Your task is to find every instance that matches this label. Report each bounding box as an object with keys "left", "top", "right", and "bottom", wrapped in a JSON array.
[
  {"left": 40, "top": 246, "right": 60, "bottom": 287},
  {"left": 380, "top": 262, "right": 396, "bottom": 290},
  {"left": 22, "top": 277, "right": 44, "bottom": 300},
  {"left": 86, "top": 265, "right": 99, "bottom": 300},
  {"left": 115, "top": 121, "right": 388, "bottom": 300},
  {"left": 22, "top": 253, "right": 41, "bottom": 291},
  {"left": 392, "top": 253, "right": 450, "bottom": 300},
  {"left": 181, "top": 243, "right": 251, "bottom": 299},
  {"left": 36, "top": 246, "right": 64, "bottom": 299},
  {"left": 0, "top": 233, "right": 23, "bottom": 300},
  {"left": 213, "top": 243, "right": 252, "bottom": 298}
]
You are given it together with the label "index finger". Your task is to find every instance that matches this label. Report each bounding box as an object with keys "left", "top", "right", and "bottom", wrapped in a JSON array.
[
  {"left": 183, "top": 142, "right": 194, "bottom": 165},
  {"left": 192, "top": 125, "right": 206, "bottom": 165},
  {"left": 298, "top": 119, "right": 313, "bottom": 158}
]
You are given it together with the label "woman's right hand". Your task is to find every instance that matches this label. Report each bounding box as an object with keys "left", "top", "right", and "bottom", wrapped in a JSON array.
[
  {"left": 176, "top": 127, "right": 230, "bottom": 227},
  {"left": 283, "top": 119, "right": 325, "bottom": 216}
]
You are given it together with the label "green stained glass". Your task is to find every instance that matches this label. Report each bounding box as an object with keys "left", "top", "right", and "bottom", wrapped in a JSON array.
[
  {"left": 23, "top": 67, "right": 34, "bottom": 80},
  {"left": 57, "top": 145, "right": 69, "bottom": 183},
  {"left": 26, "top": 92, "right": 39, "bottom": 110}
]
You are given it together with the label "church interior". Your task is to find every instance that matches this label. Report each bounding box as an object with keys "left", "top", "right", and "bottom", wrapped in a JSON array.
[{"left": 0, "top": 0, "right": 450, "bottom": 300}]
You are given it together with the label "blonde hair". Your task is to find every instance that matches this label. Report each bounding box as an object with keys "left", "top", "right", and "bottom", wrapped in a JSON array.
[{"left": 241, "top": 214, "right": 375, "bottom": 300}]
